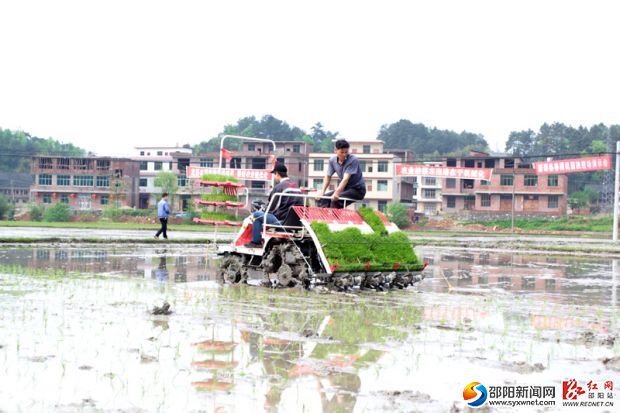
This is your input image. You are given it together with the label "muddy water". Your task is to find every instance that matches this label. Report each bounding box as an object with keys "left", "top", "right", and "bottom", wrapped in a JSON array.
[{"left": 0, "top": 245, "right": 618, "bottom": 412}]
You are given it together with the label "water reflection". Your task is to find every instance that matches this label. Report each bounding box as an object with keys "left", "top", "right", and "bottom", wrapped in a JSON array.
[
  {"left": 0, "top": 245, "right": 619, "bottom": 412},
  {"left": 0, "top": 246, "right": 219, "bottom": 282}
]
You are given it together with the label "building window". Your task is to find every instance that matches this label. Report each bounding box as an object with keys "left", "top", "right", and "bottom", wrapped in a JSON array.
[
  {"left": 39, "top": 158, "right": 53, "bottom": 169},
  {"left": 177, "top": 176, "right": 187, "bottom": 187},
  {"left": 480, "top": 180, "right": 490, "bottom": 186},
  {"left": 60, "top": 193, "right": 69, "bottom": 204},
  {"left": 248, "top": 143, "right": 255, "bottom": 151},
  {"left": 96, "top": 160, "right": 110, "bottom": 170},
  {"left": 423, "top": 189, "right": 436, "bottom": 199},
  {"left": 99, "top": 195, "right": 108, "bottom": 205},
  {"left": 169, "top": 162, "right": 173, "bottom": 170},
  {"left": 446, "top": 178, "right": 456, "bottom": 188},
  {"left": 251, "top": 181, "right": 265, "bottom": 189},
  {"left": 481, "top": 194, "right": 491, "bottom": 207},
  {"left": 524, "top": 174, "right": 538, "bottom": 186},
  {"left": 139, "top": 161, "right": 148, "bottom": 171},
  {"left": 74, "top": 159, "right": 91, "bottom": 170},
  {"left": 446, "top": 196, "right": 456, "bottom": 208},
  {"left": 157, "top": 151, "right": 163, "bottom": 156},
  {"left": 504, "top": 158, "right": 515, "bottom": 168},
  {"left": 298, "top": 163, "right": 302, "bottom": 172},
  {"left": 140, "top": 178, "right": 148, "bottom": 187},
  {"left": 363, "top": 145, "right": 371, "bottom": 154},
  {"left": 57, "top": 175, "right": 70, "bottom": 186},
  {"left": 359, "top": 161, "right": 366, "bottom": 172},
  {"left": 377, "top": 180, "right": 388, "bottom": 191},
  {"left": 140, "top": 151, "right": 144, "bottom": 156},
  {"left": 73, "top": 176, "right": 94, "bottom": 186},
  {"left": 548, "top": 195, "right": 559, "bottom": 208},
  {"left": 313, "top": 178, "right": 323, "bottom": 190},
  {"left": 412, "top": 187, "right": 416, "bottom": 196},
  {"left": 96, "top": 176, "right": 109, "bottom": 187},
  {"left": 293, "top": 144, "right": 300, "bottom": 153},
  {"left": 200, "top": 158, "right": 214, "bottom": 167},
  {"left": 377, "top": 200, "right": 387, "bottom": 212},
  {"left": 313, "top": 159, "right": 324, "bottom": 172},
  {"left": 230, "top": 158, "right": 241, "bottom": 169},
  {"left": 43, "top": 193, "right": 52, "bottom": 204},
  {"left": 500, "top": 174, "right": 513, "bottom": 186},
  {"left": 38, "top": 174, "right": 52, "bottom": 185},
  {"left": 154, "top": 162, "right": 162, "bottom": 171},
  {"left": 58, "top": 158, "right": 70, "bottom": 169},
  {"left": 378, "top": 161, "right": 389, "bottom": 173},
  {"left": 548, "top": 175, "right": 559, "bottom": 187},
  {"left": 423, "top": 177, "right": 436, "bottom": 186}
]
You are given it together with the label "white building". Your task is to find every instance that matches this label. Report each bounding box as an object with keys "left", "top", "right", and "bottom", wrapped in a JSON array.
[
  {"left": 133, "top": 146, "right": 192, "bottom": 209},
  {"left": 308, "top": 140, "right": 412, "bottom": 212},
  {"left": 411, "top": 162, "right": 443, "bottom": 215}
]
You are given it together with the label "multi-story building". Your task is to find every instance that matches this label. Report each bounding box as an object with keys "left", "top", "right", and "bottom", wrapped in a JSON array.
[
  {"left": 133, "top": 146, "right": 192, "bottom": 209},
  {"left": 173, "top": 140, "right": 310, "bottom": 208},
  {"left": 30, "top": 156, "right": 140, "bottom": 209},
  {"left": 308, "top": 140, "right": 411, "bottom": 212},
  {"left": 441, "top": 150, "right": 568, "bottom": 216},
  {"left": 411, "top": 162, "right": 443, "bottom": 215},
  {"left": 0, "top": 172, "right": 31, "bottom": 204}
]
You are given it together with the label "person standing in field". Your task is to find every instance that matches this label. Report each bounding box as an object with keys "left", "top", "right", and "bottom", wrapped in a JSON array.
[{"left": 154, "top": 192, "right": 170, "bottom": 239}]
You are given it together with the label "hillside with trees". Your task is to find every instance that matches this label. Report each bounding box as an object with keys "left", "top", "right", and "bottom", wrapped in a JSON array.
[
  {"left": 377, "top": 119, "right": 489, "bottom": 156},
  {"left": 0, "top": 128, "right": 85, "bottom": 173},
  {"left": 505, "top": 122, "right": 620, "bottom": 205}
]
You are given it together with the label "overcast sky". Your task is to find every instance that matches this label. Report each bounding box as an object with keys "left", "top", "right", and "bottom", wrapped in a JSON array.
[{"left": 1, "top": 0, "right": 619, "bottom": 156}]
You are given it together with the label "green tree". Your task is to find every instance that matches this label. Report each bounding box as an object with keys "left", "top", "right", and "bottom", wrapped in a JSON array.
[
  {"left": 193, "top": 115, "right": 310, "bottom": 155},
  {"left": 154, "top": 171, "right": 178, "bottom": 208},
  {"left": 0, "top": 127, "right": 85, "bottom": 172},
  {"left": 28, "top": 204, "right": 44, "bottom": 221},
  {"left": 386, "top": 202, "right": 411, "bottom": 229},
  {"left": 377, "top": 119, "right": 488, "bottom": 156},
  {"left": 43, "top": 202, "right": 71, "bottom": 222},
  {"left": 310, "top": 122, "right": 339, "bottom": 152},
  {"left": 505, "top": 129, "right": 535, "bottom": 156},
  {"left": 0, "top": 194, "right": 13, "bottom": 220}
]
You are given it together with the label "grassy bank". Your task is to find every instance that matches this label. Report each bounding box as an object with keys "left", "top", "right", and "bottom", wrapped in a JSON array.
[
  {"left": 0, "top": 221, "right": 238, "bottom": 232},
  {"left": 462, "top": 215, "right": 613, "bottom": 232}
]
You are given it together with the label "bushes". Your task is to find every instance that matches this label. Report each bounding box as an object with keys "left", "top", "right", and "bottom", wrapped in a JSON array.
[
  {"left": 28, "top": 204, "right": 44, "bottom": 221},
  {"left": 0, "top": 194, "right": 14, "bottom": 220},
  {"left": 386, "top": 202, "right": 412, "bottom": 229},
  {"left": 43, "top": 202, "right": 71, "bottom": 222}
]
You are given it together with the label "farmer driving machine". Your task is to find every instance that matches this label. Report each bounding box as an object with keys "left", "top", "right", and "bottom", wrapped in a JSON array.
[{"left": 217, "top": 190, "right": 428, "bottom": 291}]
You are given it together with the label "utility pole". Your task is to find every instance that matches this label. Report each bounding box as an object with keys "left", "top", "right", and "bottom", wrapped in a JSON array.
[{"left": 613, "top": 141, "right": 620, "bottom": 241}]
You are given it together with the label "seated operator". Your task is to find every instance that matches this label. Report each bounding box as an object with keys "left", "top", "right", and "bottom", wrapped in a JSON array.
[
  {"left": 244, "top": 163, "right": 302, "bottom": 249},
  {"left": 316, "top": 139, "right": 366, "bottom": 209}
]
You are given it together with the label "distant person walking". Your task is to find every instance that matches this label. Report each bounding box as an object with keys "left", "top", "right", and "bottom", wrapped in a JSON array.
[{"left": 154, "top": 192, "right": 170, "bottom": 239}]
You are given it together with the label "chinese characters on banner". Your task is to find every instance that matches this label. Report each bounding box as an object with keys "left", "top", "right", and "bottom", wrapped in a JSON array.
[
  {"left": 186, "top": 166, "right": 273, "bottom": 181},
  {"left": 395, "top": 164, "right": 493, "bottom": 181},
  {"left": 534, "top": 156, "right": 611, "bottom": 175}
]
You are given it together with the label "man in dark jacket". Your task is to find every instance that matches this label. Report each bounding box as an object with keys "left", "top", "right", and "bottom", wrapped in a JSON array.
[{"left": 244, "top": 163, "right": 302, "bottom": 248}]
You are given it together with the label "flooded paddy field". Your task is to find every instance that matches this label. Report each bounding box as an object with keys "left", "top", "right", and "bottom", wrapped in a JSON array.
[{"left": 0, "top": 244, "right": 619, "bottom": 412}]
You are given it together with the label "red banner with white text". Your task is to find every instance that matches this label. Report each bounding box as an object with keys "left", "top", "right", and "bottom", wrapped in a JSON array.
[
  {"left": 396, "top": 164, "right": 493, "bottom": 180},
  {"left": 533, "top": 156, "right": 611, "bottom": 175},
  {"left": 186, "top": 166, "right": 273, "bottom": 181}
]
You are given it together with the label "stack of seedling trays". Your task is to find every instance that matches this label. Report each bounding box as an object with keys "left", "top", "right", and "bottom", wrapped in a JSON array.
[{"left": 192, "top": 174, "right": 248, "bottom": 227}]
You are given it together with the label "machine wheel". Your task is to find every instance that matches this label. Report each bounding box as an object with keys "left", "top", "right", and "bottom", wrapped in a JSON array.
[
  {"left": 217, "top": 255, "right": 248, "bottom": 284},
  {"left": 261, "top": 242, "right": 309, "bottom": 288}
]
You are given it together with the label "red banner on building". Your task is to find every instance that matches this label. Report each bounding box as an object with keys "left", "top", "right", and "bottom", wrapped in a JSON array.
[
  {"left": 186, "top": 166, "right": 273, "bottom": 181},
  {"left": 533, "top": 156, "right": 611, "bottom": 175},
  {"left": 395, "top": 164, "right": 493, "bottom": 180}
]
